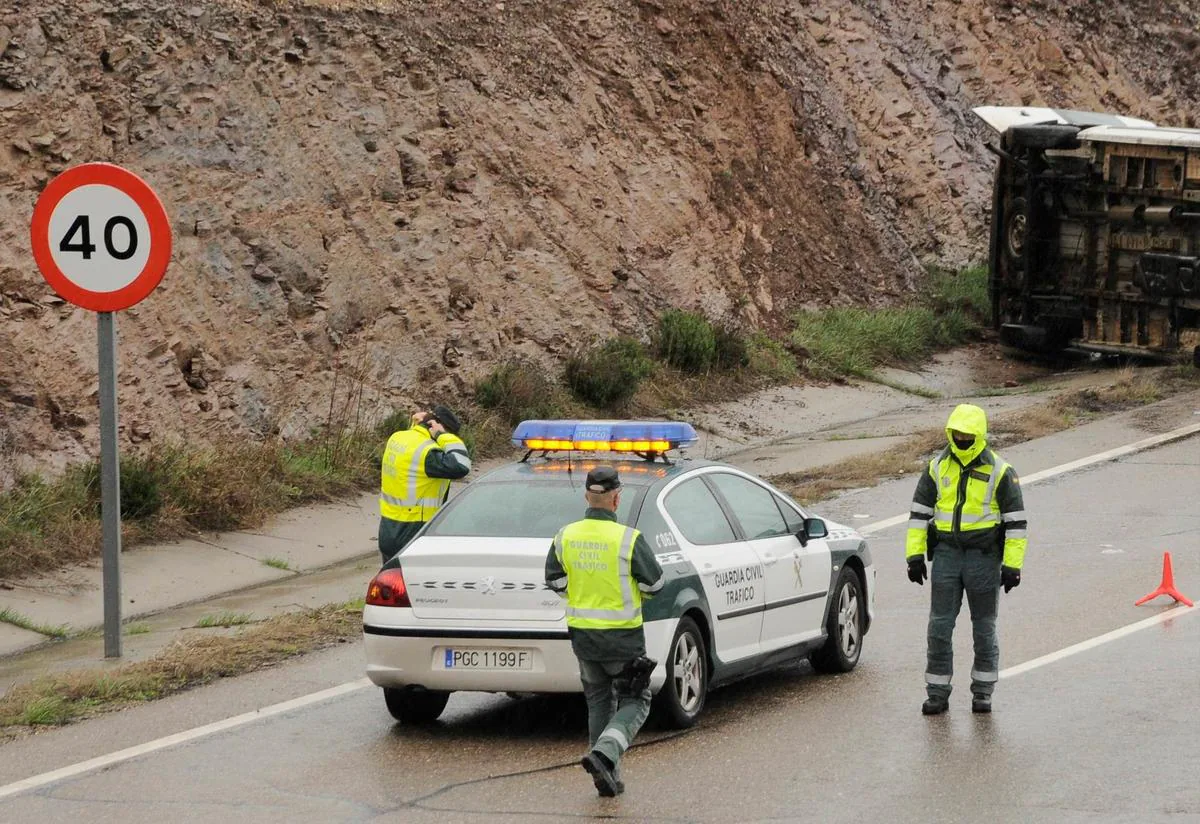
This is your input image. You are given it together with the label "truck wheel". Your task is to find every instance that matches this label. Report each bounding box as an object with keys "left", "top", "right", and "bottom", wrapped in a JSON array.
[
  {"left": 1004, "top": 196, "right": 1028, "bottom": 264},
  {"left": 384, "top": 687, "right": 450, "bottom": 724}
]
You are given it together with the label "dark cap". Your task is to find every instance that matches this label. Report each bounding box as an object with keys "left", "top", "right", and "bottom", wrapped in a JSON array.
[
  {"left": 430, "top": 404, "right": 462, "bottom": 436},
  {"left": 585, "top": 466, "right": 621, "bottom": 493}
]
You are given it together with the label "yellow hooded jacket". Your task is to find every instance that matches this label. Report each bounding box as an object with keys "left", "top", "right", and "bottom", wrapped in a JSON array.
[{"left": 905, "top": 404, "right": 1028, "bottom": 569}]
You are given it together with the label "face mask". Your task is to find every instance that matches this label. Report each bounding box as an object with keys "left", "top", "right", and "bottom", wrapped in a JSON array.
[{"left": 952, "top": 435, "right": 975, "bottom": 450}]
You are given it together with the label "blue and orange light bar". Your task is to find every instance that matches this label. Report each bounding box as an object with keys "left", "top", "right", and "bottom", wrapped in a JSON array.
[{"left": 512, "top": 420, "right": 698, "bottom": 453}]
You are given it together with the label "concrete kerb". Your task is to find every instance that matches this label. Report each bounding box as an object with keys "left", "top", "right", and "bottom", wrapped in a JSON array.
[{"left": 0, "top": 492, "right": 382, "bottom": 659}]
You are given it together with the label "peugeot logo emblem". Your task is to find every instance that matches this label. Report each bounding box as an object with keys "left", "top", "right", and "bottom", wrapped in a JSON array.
[{"left": 478, "top": 576, "right": 497, "bottom": 595}]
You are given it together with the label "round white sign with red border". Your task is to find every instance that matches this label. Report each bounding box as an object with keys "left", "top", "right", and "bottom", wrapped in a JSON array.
[{"left": 31, "top": 163, "right": 171, "bottom": 312}]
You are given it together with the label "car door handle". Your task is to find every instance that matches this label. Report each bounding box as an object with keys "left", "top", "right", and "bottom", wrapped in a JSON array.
[
  {"left": 701, "top": 563, "right": 714, "bottom": 574},
  {"left": 762, "top": 554, "right": 778, "bottom": 565}
]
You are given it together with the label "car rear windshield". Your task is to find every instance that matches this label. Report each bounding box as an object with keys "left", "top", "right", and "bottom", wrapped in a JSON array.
[{"left": 426, "top": 481, "right": 645, "bottom": 539}]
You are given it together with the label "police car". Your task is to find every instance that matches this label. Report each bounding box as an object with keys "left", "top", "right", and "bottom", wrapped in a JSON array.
[{"left": 363, "top": 420, "right": 875, "bottom": 728}]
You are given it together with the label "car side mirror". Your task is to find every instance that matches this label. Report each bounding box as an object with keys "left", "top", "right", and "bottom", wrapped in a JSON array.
[{"left": 796, "top": 517, "right": 828, "bottom": 547}]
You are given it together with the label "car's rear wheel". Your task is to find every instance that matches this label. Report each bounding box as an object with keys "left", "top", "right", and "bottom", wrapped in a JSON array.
[
  {"left": 383, "top": 687, "right": 450, "bottom": 724},
  {"left": 653, "top": 616, "right": 707, "bottom": 729},
  {"left": 809, "top": 568, "right": 863, "bottom": 673}
]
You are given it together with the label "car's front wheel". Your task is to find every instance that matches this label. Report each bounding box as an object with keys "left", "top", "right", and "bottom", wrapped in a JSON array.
[
  {"left": 809, "top": 567, "right": 863, "bottom": 673},
  {"left": 383, "top": 687, "right": 450, "bottom": 724},
  {"left": 653, "top": 615, "right": 708, "bottom": 729}
]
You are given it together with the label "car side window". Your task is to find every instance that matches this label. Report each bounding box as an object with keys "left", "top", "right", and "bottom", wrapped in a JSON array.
[
  {"left": 775, "top": 495, "right": 804, "bottom": 534},
  {"left": 708, "top": 473, "right": 790, "bottom": 540},
  {"left": 663, "top": 479, "right": 737, "bottom": 546}
]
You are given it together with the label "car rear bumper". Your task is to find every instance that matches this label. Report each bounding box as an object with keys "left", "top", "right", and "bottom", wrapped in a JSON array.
[
  {"left": 364, "top": 626, "right": 584, "bottom": 692},
  {"left": 363, "top": 619, "right": 675, "bottom": 694}
]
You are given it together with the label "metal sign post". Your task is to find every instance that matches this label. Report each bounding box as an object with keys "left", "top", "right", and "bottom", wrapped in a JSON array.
[
  {"left": 97, "top": 312, "right": 123, "bottom": 657},
  {"left": 30, "top": 163, "right": 172, "bottom": 659}
]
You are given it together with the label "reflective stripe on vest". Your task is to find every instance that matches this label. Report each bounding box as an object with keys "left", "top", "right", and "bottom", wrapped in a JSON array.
[
  {"left": 379, "top": 428, "right": 452, "bottom": 522},
  {"left": 930, "top": 448, "right": 1009, "bottom": 533},
  {"left": 558, "top": 520, "right": 642, "bottom": 630}
]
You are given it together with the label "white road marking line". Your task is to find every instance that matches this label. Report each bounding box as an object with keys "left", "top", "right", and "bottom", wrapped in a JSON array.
[
  {"left": 3, "top": 608, "right": 1199, "bottom": 800},
  {"left": 1000, "top": 604, "right": 1197, "bottom": 679},
  {"left": 4, "top": 425, "right": 1199, "bottom": 802},
  {"left": 860, "top": 421, "right": 1200, "bottom": 535},
  {"left": 0, "top": 678, "right": 371, "bottom": 802}
]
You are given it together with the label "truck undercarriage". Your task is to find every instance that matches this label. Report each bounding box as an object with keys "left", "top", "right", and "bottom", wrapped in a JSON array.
[{"left": 977, "top": 107, "right": 1200, "bottom": 367}]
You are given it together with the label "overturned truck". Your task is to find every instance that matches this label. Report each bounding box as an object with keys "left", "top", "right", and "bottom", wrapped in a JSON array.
[{"left": 975, "top": 106, "right": 1200, "bottom": 366}]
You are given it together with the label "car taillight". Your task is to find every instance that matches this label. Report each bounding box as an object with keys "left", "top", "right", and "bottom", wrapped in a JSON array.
[{"left": 366, "top": 568, "right": 411, "bottom": 608}]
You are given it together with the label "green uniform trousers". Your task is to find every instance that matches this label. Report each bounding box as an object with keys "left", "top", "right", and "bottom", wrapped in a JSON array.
[
  {"left": 926, "top": 545, "right": 1001, "bottom": 699},
  {"left": 578, "top": 658, "right": 652, "bottom": 779},
  {"left": 378, "top": 517, "right": 424, "bottom": 565}
]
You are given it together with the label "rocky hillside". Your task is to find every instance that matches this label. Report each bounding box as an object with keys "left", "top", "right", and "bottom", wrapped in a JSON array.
[{"left": 2, "top": 0, "right": 1199, "bottom": 479}]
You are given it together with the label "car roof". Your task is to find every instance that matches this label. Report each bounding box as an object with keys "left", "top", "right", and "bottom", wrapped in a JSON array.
[{"left": 474, "top": 455, "right": 725, "bottom": 493}]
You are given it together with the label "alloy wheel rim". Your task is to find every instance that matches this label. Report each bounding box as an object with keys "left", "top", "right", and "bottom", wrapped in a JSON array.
[
  {"left": 673, "top": 633, "right": 702, "bottom": 714},
  {"left": 838, "top": 585, "right": 860, "bottom": 659}
]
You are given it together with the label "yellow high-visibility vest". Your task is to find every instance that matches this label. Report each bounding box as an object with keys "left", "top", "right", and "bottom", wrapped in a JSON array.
[
  {"left": 554, "top": 519, "right": 643, "bottom": 631},
  {"left": 929, "top": 449, "right": 1011, "bottom": 535},
  {"left": 379, "top": 426, "right": 462, "bottom": 523}
]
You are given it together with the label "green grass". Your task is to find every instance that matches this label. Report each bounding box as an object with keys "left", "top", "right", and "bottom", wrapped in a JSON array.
[
  {"left": 262, "top": 557, "right": 292, "bottom": 571},
  {"left": 745, "top": 333, "right": 798, "bottom": 381},
  {"left": 18, "top": 695, "right": 70, "bottom": 726},
  {"left": 124, "top": 623, "right": 152, "bottom": 636},
  {"left": 0, "top": 411, "right": 389, "bottom": 581},
  {"left": 0, "top": 600, "right": 364, "bottom": 734},
  {"left": 0, "top": 607, "right": 70, "bottom": 639},
  {"left": 474, "top": 358, "right": 565, "bottom": 425},
  {"left": 791, "top": 265, "right": 989, "bottom": 380},
  {"left": 194, "top": 612, "right": 253, "bottom": 629}
]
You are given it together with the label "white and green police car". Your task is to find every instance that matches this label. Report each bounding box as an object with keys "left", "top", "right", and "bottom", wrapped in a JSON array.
[{"left": 363, "top": 420, "right": 875, "bottom": 727}]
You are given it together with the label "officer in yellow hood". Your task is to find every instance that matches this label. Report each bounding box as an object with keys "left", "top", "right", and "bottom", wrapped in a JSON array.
[{"left": 905, "top": 403, "right": 1027, "bottom": 715}]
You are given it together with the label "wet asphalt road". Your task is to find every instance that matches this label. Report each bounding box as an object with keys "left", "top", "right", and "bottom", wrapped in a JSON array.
[{"left": 1, "top": 438, "right": 1197, "bottom": 823}]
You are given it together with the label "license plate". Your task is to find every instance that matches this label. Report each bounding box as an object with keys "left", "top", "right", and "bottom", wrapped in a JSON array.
[{"left": 441, "top": 648, "right": 533, "bottom": 670}]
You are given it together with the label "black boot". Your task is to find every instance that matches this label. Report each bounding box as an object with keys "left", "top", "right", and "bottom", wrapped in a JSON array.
[
  {"left": 972, "top": 693, "right": 992, "bottom": 713},
  {"left": 922, "top": 695, "right": 949, "bottom": 715},
  {"left": 581, "top": 752, "right": 619, "bottom": 797}
]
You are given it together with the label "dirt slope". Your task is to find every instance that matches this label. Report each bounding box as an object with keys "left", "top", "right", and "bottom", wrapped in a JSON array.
[{"left": 1, "top": 0, "right": 1198, "bottom": 479}]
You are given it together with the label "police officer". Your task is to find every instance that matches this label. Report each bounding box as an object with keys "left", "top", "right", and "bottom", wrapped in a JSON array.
[
  {"left": 378, "top": 405, "right": 471, "bottom": 564},
  {"left": 544, "top": 466, "right": 664, "bottom": 797},
  {"left": 906, "top": 403, "right": 1027, "bottom": 715}
]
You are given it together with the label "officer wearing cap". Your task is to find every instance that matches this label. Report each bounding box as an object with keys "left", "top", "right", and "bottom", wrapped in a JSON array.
[
  {"left": 545, "top": 466, "right": 665, "bottom": 797},
  {"left": 378, "top": 404, "right": 471, "bottom": 564}
]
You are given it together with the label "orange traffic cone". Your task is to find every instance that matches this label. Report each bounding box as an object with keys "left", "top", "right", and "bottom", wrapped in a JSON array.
[{"left": 1134, "top": 552, "right": 1194, "bottom": 607}]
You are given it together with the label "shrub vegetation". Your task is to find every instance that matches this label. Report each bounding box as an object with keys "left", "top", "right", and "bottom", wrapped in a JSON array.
[{"left": 565, "top": 336, "right": 655, "bottom": 408}]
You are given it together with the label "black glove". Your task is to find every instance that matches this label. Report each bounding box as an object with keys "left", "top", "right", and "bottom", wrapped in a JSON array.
[
  {"left": 907, "top": 557, "right": 928, "bottom": 585},
  {"left": 1001, "top": 565, "right": 1021, "bottom": 593}
]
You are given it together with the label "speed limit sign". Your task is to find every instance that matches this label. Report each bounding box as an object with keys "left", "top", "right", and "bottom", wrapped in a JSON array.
[
  {"left": 30, "top": 162, "right": 172, "bottom": 312},
  {"left": 29, "top": 162, "right": 172, "bottom": 660}
]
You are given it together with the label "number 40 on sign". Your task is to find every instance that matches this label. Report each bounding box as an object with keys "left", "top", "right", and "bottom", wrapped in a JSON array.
[{"left": 31, "top": 162, "right": 171, "bottom": 313}]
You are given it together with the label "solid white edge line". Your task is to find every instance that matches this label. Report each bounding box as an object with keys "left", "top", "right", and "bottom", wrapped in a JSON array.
[
  {"left": 860, "top": 421, "right": 1200, "bottom": 535},
  {"left": 0, "top": 678, "right": 371, "bottom": 802},
  {"left": 1000, "top": 605, "right": 1198, "bottom": 679}
]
